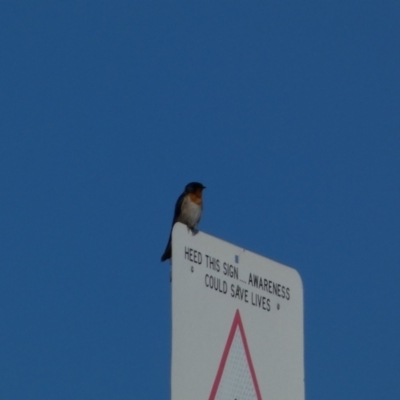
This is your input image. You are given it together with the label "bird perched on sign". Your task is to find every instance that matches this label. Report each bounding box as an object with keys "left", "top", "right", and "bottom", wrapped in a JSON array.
[{"left": 161, "top": 182, "right": 206, "bottom": 262}]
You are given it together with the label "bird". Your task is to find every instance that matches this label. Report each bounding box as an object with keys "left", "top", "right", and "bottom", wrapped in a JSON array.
[{"left": 161, "top": 182, "right": 206, "bottom": 262}]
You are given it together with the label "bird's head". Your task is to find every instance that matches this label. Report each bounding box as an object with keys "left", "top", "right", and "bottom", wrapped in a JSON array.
[{"left": 185, "top": 182, "right": 206, "bottom": 196}]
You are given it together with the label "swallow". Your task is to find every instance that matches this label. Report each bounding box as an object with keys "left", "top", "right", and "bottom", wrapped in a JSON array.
[{"left": 161, "top": 182, "right": 206, "bottom": 262}]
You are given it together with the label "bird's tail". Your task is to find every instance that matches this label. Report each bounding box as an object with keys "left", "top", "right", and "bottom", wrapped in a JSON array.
[{"left": 161, "top": 234, "right": 172, "bottom": 262}]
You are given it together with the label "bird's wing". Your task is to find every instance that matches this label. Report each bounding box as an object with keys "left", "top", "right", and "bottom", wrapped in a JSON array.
[
  {"left": 161, "top": 192, "right": 185, "bottom": 262},
  {"left": 171, "top": 192, "right": 185, "bottom": 226}
]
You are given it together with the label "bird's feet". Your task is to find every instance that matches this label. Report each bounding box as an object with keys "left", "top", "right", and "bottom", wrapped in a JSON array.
[{"left": 186, "top": 226, "right": 199, "bottom": 235}]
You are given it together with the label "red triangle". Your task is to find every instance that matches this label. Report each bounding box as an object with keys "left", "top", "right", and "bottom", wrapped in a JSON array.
[{"left": 209, "top": 309, "right": 262, "bottom": 400}]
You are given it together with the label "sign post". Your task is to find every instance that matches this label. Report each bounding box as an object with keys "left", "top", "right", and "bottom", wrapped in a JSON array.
[{"left": 171, "top": 223, "right": 304, "bottom": 400}]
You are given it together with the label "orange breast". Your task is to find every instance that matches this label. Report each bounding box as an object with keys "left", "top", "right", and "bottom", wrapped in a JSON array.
[{"left": 189, "top": 192, "right": 202, "bottom": 205}]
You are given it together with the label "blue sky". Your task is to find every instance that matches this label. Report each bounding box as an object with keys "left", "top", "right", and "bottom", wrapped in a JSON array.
[{"left": 1, "top": 2, "right": 399, "bottom": 399}]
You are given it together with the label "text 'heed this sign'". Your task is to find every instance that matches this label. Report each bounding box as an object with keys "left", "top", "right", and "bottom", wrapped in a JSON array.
[{"left": 171, "top": 223, "right": 304, "bottom": 400}]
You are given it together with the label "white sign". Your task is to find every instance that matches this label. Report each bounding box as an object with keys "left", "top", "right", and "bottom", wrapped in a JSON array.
[{"left": 171, "top": 223, "right": 304, "bottom": 400}]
